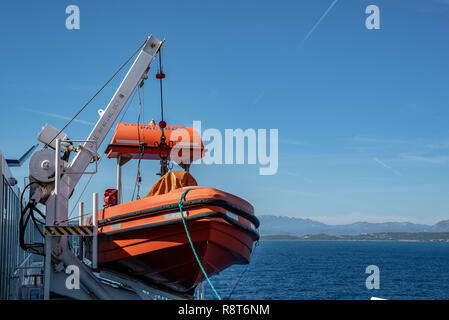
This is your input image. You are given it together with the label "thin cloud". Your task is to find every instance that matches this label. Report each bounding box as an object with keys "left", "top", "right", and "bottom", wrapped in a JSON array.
[
  {"left": 22, "top": 107, "right": 95, "bottom": 126},
  {"left": 354, "top": 136, "right": 413, "bottom": 145},
  {"left": 302, "top": 0, "right": 339, "bottom": 43},
  {"left": 280, "top": 139, "right": 307, "bottom": 146},
  {"left": 286, "top": 171, "right": 315, "bottom": 184},
  {"left": 401, "top": 154, "right": 449, "bottom": 164},
  {"left": 354, "top": 135, "right": 449, "bottom": 151},
  {"left": 373, "top": 157, "right": 401, "bottom": 176},
  {"left": 427, "top": 139, "right": 449, "bottom": 150}
]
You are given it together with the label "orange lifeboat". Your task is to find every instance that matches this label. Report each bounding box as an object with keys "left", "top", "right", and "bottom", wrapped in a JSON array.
[
  {"left": 92, "top": 122, "right": 259, "bottom": 293},
  {"left": 91, "top": 184, "right": 259, "bottom": 293}
]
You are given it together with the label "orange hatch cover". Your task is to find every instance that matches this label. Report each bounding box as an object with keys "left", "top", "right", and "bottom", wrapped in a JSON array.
[{"left": 105, "top": 122, "right": 205, "bottom": 162}]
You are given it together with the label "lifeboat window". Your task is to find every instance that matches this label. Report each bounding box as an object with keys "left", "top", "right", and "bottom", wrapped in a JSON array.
[
  {"left": 109, "top": 223, "right": 121, "bottom": 230},
  {"left": 226, "top": 211, "right": 239, "bottom": 221},
  {"left": 164, "top": 211, "right": 186, "bottom": 220}
]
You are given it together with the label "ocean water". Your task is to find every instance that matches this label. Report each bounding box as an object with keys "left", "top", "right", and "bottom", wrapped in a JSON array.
[{"left": 203, "top": 240, "right": 449, "bottom": 300}]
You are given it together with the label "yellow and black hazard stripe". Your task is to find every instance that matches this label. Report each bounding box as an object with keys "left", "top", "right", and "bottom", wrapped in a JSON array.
[{"left": 44, "top": 226, "right": 94, "bottom": 236}]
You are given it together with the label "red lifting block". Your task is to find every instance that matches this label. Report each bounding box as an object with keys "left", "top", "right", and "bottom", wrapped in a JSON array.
[{"left": 104, "top": 189, "right": 118, "bottom": 207}]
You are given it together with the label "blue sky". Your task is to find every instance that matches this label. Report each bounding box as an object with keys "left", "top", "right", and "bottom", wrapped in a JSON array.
[{"left": 1, "top": 0, "right": 449, "bottom": 225}]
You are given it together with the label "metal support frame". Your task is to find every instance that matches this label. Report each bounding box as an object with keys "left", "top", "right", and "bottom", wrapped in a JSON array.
[
  {"left": 55, "top": 139, "right": 61, "bottom": 223},
  {"left": 62, "top": 139, "right": 98, "bottom": 175},
  {"left": 37, "top": 35, "right": 195, "bottom": 300},
  {"left": 43, "top": 235, "right": 51, "bottom": 300},
  {"left": 44, "top": 139, "right": 100, "bottom": 299},
  {"left": 5, "top": 35, "right": 210, "bottom": 301},
  {"left": 43, "top": 138, "right": 63, "bottom": 299},
  {"left": 116, "top": 154, "right": 131, "bottom": 205},
  {"left": 97, "top": 269, "right": 193, "bottom": 300},
  {"left": 117, "top": 156, "right": 122, "bottom": 204}
]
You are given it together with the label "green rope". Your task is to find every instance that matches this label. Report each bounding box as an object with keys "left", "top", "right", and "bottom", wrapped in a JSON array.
[{"left": 178, "top": 188, "right": 222, "bottom": 300}]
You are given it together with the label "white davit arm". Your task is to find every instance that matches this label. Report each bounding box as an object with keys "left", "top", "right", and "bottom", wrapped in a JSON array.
[{"left": 62, "top": 35, "right": 163, "bottom": 196}]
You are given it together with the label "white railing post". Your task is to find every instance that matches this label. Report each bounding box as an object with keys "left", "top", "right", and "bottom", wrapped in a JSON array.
[
  {"left": 78, "top": 202, "right": 84, "bottom": 260},
  {"left": 92, "top": 193, "right": 98, "bottom": 270},
  {"left": 79, "top": 201, "right": 84, "bottom": 226}
]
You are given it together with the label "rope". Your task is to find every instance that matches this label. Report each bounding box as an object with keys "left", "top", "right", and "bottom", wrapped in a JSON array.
[
  {"left": 226, "top": 240, "right": 259, "bottom": 299},
  {"left": 44, "top": 39, "right": 148, "bottom": 149},
  {"left": 118, "top": 87, "right": 138, "bottom": 123},
  {"left": 178, "top": 188, "right": 222, "bottom": 300},
  {"left": 132, "top": 87, "right": 145, "bottom": 201},
  {"left": 158, "top": 49, "right": 164, "bottom": 122}
]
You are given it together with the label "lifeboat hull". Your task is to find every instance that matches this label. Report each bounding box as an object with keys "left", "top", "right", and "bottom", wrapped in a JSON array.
[{"left": 91, "top": 187, "right": 259, "bottom": 293}]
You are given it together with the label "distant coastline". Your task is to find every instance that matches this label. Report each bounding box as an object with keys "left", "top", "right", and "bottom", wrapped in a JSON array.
[{"left": 260, "top": 232, "right": 449, "bottom": 242}]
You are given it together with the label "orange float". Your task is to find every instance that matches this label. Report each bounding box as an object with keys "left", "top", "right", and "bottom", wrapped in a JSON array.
[{"left": 104, "top": 122, "right": 205, "bottom": 163}]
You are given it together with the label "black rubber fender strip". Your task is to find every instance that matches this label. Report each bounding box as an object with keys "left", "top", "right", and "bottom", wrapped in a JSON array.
[
  {"left": 98, "top": 198, "right": 260, "bottom": 228},
  {"left": 101, "top": 211, "right": 260, "bottom": 241}
]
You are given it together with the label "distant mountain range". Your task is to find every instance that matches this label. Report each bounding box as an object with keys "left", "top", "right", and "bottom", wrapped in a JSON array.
[
  {"left": 258, "top": 215, "right": 449, "bottom": 236},
  {"left": 261, "top": 233, "right": 449, "bottom": 242}
]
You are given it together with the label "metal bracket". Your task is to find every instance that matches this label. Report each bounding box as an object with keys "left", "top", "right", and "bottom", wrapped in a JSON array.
[{"left": 64, "top": 140, "right": 99, "bottom": 175}]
